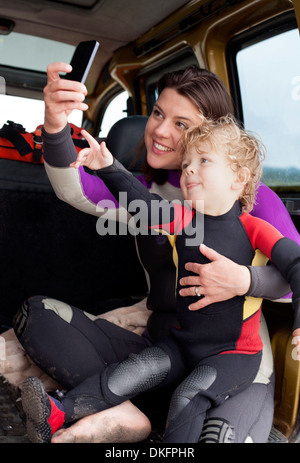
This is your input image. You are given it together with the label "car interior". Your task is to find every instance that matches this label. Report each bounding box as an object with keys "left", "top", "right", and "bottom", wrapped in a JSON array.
[{"left": 0, "top": 0, "right": 299, "bottom": 443}]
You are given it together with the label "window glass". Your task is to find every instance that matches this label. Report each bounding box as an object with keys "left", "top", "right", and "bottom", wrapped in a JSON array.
[
  {"left": 0, "top": 32, "right": 75, "bottom": 72},
  {"left": 0, "top": 94, "right": 82, "bottom": 132},
  {"left": 236, "top": 28, "right": 300, "bottom": 187},
  {"left": 98, "top": 91, "right": 128, "bottom": 137},
  {"left": 0, "top": 32, "right": 80, "bottom": 131}
]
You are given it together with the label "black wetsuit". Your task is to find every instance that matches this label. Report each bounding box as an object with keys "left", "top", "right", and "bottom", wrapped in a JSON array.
[
  {"left": 14, "top": 125, "right": 299, "bottom": 442},
  {"left": 53, "top": 159, "right": 300, "bottom": 443}
]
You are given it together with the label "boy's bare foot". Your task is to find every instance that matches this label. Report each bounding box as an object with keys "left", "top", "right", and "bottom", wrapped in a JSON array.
[{"left": 51, "top": 401, "right": 151, "bottom": 443}]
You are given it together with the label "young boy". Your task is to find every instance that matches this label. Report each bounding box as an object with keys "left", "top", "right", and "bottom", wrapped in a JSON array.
[{"left": 21, "top": 116, "right": 300, "bottom": 443}]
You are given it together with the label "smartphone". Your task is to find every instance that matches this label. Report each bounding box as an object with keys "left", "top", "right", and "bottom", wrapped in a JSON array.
[{"left": 66, "top": 40, "right": 99, "bottom": 83}]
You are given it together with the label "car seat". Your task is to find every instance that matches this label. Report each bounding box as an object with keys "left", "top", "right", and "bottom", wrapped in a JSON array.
[{"left": 106, "top": 115, "right": 147, "bottom": 175}]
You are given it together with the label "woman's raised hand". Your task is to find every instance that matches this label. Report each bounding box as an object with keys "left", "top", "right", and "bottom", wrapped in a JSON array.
[
  {"left": 70, "top": 129, "right": 113, "bottom": 171},
  {"left": 44, "top": 62, "right": 88, "bottom": 133}
]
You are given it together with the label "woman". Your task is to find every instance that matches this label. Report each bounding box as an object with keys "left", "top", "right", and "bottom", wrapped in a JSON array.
[{"left": 14, "top": 63, "right": 299, "bottom": 443}]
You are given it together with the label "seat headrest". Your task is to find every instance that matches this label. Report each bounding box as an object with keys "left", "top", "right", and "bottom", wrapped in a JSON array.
[{"left": 106, "top": 115, "right": 148, "bottom": 175}]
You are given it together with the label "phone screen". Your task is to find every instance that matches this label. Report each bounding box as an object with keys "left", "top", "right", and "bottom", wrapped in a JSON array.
[{"left": 66, "top": 40, "right": 99, "bottom": 83}]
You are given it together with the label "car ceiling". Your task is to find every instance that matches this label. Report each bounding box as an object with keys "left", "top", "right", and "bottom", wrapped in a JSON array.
[{"left": 0, "top": 0, "right": 191, "bottom": 84}]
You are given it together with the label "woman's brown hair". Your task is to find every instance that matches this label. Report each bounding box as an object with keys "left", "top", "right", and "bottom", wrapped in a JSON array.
[{"left": 143, "top": 66, "right": 235, "bottom": 184}]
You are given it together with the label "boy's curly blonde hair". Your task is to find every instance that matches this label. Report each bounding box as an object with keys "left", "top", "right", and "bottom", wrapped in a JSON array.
[{"left": 180, "top": 115, "right": 265, "bottom": 212}]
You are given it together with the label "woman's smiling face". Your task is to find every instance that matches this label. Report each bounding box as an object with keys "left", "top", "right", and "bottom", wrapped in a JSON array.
[{"left": 144, "top": 88, "right": 201, "bottom": 170}]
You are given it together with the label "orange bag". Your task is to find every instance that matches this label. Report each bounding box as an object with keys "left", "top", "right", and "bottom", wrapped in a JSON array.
[{"left": 0, "top": 120, "right": 86, "bottom": 164}]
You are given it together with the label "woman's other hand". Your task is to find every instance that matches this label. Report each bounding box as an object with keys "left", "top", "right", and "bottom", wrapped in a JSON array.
[
  {"left": 179, "top": 244, "right": 251, "bottom": 310},
  {"left": 293, "top": 329, "right": 300, "bottom": 361}
]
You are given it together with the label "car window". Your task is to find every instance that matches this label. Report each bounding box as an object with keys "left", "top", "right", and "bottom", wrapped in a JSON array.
[
  {"left": 0, "top": 32, "right": 81, "bottom": 132},
  {"left": 236, "top": 28, "right": 300, "bottom": 188},
  {"left": 98, "top": 91, "right": 129, "bottom": 137},
  {"left": 0, "top": 32, "right": 75, "bottom": 72},
  {"left": 0, "top": 94, "right": 83, "bottom": 132}
]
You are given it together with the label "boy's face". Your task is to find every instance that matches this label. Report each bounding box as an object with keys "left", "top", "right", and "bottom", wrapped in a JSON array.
[{"left": 180, "top": 141, "right": 240, "bottom": 216}]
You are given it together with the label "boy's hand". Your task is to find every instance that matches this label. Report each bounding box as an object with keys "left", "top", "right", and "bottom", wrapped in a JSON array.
[
  {"left": 293, "top": 328, "right": 300, "bottom": 361},
  {"left": 70, "top": 129, "right": 113, "bottom": 170},
  {"left": 70, "top": 130, "right": 113, "bottom": 170}
]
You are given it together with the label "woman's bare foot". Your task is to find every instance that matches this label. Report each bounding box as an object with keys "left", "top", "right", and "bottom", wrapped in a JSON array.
[{"left": 51, "top": 401, "right": 151, "bottom": 443}]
